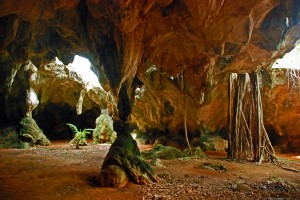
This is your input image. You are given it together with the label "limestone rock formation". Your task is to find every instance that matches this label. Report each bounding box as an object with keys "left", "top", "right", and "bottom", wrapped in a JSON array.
[
  {"left": 3, "top": 57, "right": 114, "bottom": 138},
  {"left": 92, "top": 109, "right": 117, "bottom": 144},
  {"left": 262, "top": 68, "right": 300, "bottom": 152},
  {"left": 0, "top": 127, "right": 21, "bottom": 148},
  {"left": 0, "top": 117, "right": 51, "bottom": 149},
  {"left": 18, "top": 117, "right": 51, "bottom": 147},
  {"left": 99, "top": 131, "right": 160, "bottom": 187}
]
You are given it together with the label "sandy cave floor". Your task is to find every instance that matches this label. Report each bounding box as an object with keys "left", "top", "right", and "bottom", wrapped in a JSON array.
[{"left": 0, "top": 140, "right": 299, "bottom": 200}]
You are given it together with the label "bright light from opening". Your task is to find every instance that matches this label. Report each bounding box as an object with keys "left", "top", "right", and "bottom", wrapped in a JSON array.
[
  {"left": 67, "top": 55, "right": 101, "bottom": 90},
  {"left": 55, "top": 57, "right": 63, "bottom": 65},
  {"left": 272, "top": 44, "right": 300, "bottom": 69},
  {"left": 131, "top": 133, "right": 137, "bottom": 140}
]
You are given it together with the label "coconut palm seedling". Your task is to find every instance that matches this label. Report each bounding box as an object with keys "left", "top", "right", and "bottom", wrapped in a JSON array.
[{"left": 66, "top": 123, "right": 94, "bottom": 149}]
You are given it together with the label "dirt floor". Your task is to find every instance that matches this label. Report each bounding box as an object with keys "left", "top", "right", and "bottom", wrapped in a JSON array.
[{"left": 0, "top": 140, "right": 299, "bottom": 200}]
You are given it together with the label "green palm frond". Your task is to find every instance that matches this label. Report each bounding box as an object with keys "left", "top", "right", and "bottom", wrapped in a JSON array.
[
  {"left": 66, "top": 124, "right": 94, "bottom": 149},
  {"left": 66, "top": 123, "right": 79, "bottom": 134},
  {"left": 81, "top": 129, "right": 89, "bottom": 136}
]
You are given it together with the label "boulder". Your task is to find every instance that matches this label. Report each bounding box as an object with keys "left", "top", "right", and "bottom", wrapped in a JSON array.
[
  {"left": 96, "top": 165, "right": 129, "bottom": 188},
  {"left": 0, "top": 127, "right": 20, "bottom": 148},
  {"left": 18, "top": 117, "right": 51, "bottom": 146}
]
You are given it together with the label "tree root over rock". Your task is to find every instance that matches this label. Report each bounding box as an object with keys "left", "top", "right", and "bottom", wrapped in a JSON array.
[{"left": 95, "top": 132, "right": 161, "bottom": 188}]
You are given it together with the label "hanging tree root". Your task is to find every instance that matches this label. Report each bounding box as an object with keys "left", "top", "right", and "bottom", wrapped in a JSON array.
[
  {"left": 94, "top": 132, "right": 161, "bottom": 188},
  {"left": 228, "top": 73, "right": 277, "bottom": 163},
  {"left": 182, "top": 72, "right": 192, "bottom": 155}
]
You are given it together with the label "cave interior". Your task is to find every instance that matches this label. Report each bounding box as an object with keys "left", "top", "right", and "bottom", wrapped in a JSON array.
[{"left": 0, "top": 0, "right": 300, "bottom": 192}]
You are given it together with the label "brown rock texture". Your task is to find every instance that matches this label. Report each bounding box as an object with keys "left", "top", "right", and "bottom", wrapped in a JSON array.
[
  {"left": 262, "top": 68, "right": 300, "bottom": 152},
  {"left": 0, "top": 0, "right": 299, "bottom": 151}
]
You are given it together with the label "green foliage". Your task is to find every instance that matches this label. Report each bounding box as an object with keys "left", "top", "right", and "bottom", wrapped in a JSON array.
[{"left": 66, "top": 123, "right": 93, "bottom": 149}]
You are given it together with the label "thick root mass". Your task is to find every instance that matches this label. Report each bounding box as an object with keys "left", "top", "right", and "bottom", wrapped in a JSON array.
[
  {"left": 97, "top": 132, "right": 160, "bottom": 188},
  {"left": 228, "top": 73, "right": 276, "bottom": 163}
]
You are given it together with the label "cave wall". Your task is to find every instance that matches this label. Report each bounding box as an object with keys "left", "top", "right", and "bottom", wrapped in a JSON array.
[
  {"left": 1, "top": 58, "right": 110, "bottom": 139},
  {"left": 262, "top": 68, "right": 300, "bottom": 152},
  {"left": 131, "top": 65, "right": 300, "bottom": 152},
  {"left": 0, "top": 0, "right": 300, "bottom": 151}
]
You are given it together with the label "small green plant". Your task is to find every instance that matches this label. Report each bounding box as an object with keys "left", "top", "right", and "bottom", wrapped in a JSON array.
[{"left": 66, "top": 123, "right": 93, "bottom": 149}]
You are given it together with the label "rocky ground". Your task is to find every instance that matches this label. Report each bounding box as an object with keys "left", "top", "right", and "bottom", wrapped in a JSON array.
[{"left": 0, "top": 141, "right": 299, "bottom": 200}]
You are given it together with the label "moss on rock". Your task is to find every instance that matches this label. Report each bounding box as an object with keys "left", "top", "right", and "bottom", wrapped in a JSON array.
[
  {"left": 98, "top": 131, "right": 160, "bottom": 187},
  {"left": 19, "top": 117, "right": 50, "bottom": 146},
  {"left": 182, "top": 146, "right": 206, "bottom": 158},
  {"left": 95, "top": 165, "right": 129, "bottom": 188},
  {"left": 0, "top": 127, "right": 20, "bottom": 148},
  {"left": 0, "top": 117, "right": 50, "bottom": 148},
  {"left": 92, "top": 113, "right": 116, "bottom": 144},
  {"left": 141, "top": 144, "right": 182, "bottom": 160}
]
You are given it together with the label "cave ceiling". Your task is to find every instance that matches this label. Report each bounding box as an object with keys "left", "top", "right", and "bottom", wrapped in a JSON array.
[
  {"left": 0, "top": 0, "right": 299, "bottom": 90},
  {"left": 1, "top": 0, "right": 300, "bottom": 151}
]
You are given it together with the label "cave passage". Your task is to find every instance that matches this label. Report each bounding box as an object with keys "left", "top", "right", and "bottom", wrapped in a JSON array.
[
  {"left": 32, "top": 55, "right": 104, "bottom": 140},
  {"left": 272, "top": 44, "right": 300, "bottom": 96}
]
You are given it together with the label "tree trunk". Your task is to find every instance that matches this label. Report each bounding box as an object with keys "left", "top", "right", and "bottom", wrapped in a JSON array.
[
  {"left": 97, "top": 86, "right": 160, "bottom": 188},
  {"left": 228, "top": 73, "right": 276, "bottom": 163}
]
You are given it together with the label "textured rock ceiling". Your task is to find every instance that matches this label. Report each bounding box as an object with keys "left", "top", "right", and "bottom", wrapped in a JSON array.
[
  {"left": 0, "top": 0, "right": 300, "bottom": 151},
  {"left": 1, "top": 0, "right": 299, "bottom": 88}
]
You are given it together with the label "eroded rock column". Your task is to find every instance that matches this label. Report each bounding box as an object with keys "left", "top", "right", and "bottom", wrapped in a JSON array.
[{"left": 19, "top": 61, "right": 50, "bottom": 146}]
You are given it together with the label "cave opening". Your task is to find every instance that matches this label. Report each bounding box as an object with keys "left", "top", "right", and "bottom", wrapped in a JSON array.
[
  {"left": 267, "top": 43, "right": 300, "bottom": 153},
  {"left": 272, "top": 43, "right": 300, "bottom": 96},
  {"left": 65, "top": 55, "right": 102, "bottom": 90},
  {"left": 32, "top": 55, "right": 105, "bottom": 140},
  {"left": 272, "top": 43, "right": 300, "bottom": 70}
]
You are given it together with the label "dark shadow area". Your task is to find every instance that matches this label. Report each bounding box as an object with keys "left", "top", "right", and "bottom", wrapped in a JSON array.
[
  {"left": 265, "top": 124, "right": 285, "bottom": 147},
  {"left": 33, "top": 102, "right": 100, "bottom": 140}
]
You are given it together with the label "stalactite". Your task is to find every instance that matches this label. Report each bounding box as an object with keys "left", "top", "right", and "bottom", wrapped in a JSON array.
[{"left": 76, "top": 89, "right": 86, "bottom": 115}]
